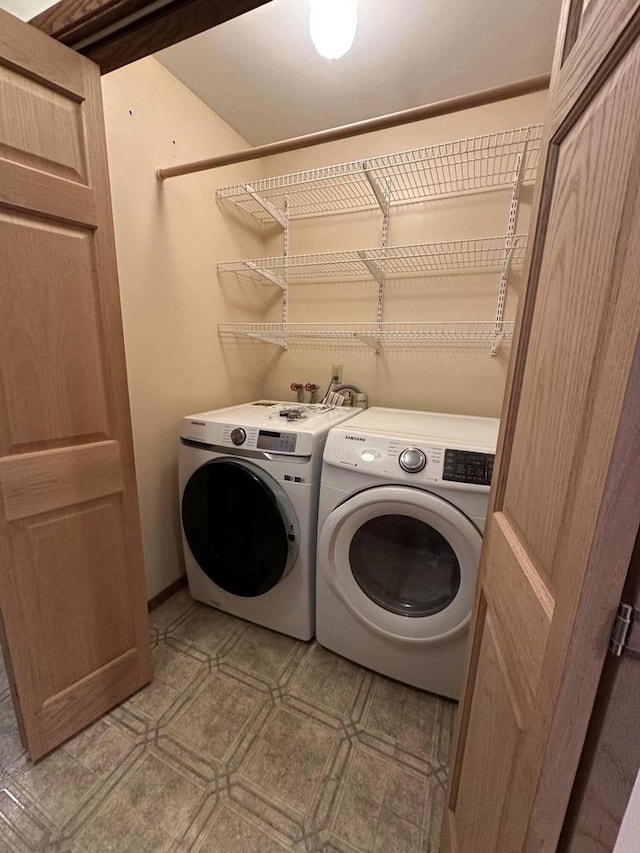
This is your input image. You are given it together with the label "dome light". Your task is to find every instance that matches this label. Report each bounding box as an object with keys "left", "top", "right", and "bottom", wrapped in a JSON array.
[{"left": 309, "top": 0, "right": 358, "bottom": 60}]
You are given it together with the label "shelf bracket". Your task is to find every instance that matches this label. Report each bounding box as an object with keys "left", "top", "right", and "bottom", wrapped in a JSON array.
[
  {"left": 242, "top": 184, "right": 288, "bottom": 228},
  {"left": 245, "top": 332, "right": 288, "bottom": 349},
  {"left": 357, "top": 251, "right": 384, "bottom": 286},
  {"left": 243, "top": 260, "right": 287, "bottom": 290},
  {"left": 362, "top": 163, "right": 389, "bottom": 213},
  {"left": 354, "top": 333, "right": 381, "bottom": 353}
]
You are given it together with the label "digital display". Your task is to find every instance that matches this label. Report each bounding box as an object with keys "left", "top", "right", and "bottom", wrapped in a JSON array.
[
  {"left": 443, "top": 449, "right": 494, "bottom": 486},
  {"left": 257, "top": 430, "right": 297, "bottom": 453}
]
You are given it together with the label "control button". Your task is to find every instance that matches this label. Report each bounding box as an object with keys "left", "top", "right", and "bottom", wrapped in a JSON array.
[
  {"left": 399, "top": 447, "right": 427, "bottom": 473},
  {"left": 361, "top": 450, "right": 379, "bottom": 462},
  {"left": 230, "top": 427, "right": 246, "bottom": 446}
]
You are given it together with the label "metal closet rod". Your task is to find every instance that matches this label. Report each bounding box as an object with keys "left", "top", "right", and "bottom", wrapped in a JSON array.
[{"left": 156, "top": 74, "right": 550, "bottom": 181}]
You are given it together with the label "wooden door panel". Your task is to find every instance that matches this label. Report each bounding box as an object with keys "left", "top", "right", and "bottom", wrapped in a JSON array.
[
  {"left": 444, "top": 2, "right": 640, "bottom": 850},
  {"left": 453, "top": 608, "right": 523, "bottom": 852},
  {"left": 0, "top": 8, "right": 151, "bottom": 760},
  {"left": 0, "top": 63, "right": 87, "bottom": 182},
  {"left": 0, "top": 441, "right": 122, "bottom": 520},
  {"left": 13, "top": 500, "right": 135, "bottom": 691},
  {"left": 505, "top": 53, "right": 640, "bottom": 586},
  {"left": 553, "top": 1, "right": 639, "bottom": 130},
  {"left": 482, "top": 514, "right": 552, "bottom": 711},
  {"left": 0, "top": 215, "right": 111, "bottom": 452}
]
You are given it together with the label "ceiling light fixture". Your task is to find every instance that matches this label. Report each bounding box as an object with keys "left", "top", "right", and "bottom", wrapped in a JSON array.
[{"left": 309, "top": 0, "right": 358, "bottom": 60}]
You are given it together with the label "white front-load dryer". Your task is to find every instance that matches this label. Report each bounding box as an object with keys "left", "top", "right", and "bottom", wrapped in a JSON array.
[
  {"left": 179, "top": 400, "right": 361, "bottom": 640},
  {"left": 316, "top": 407, "right": 499, "bottom": 698}
]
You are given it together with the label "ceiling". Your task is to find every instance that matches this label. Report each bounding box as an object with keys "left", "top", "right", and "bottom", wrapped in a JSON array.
[
  {"left": 155, "top": 0, "right": 562, "bottom": 146},
  {"left": 1, "top": 0, "right": 53, "bottom": 19},
  {"left": 1, "top": 0, "right": 562, "bottom": 146}
]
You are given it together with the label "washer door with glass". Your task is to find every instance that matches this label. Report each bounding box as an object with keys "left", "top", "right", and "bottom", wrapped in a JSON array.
[
  {"left": 318, "top": 485, "right": 482, "bottom": 642},
  {"left": 181, "top": 459, "right": 298, "bottom": 597}
]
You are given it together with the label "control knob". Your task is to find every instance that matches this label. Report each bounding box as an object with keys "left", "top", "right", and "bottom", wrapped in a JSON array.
[
  {"left": 399, "top": 447, "right": 426, "bottom": 473},
  {"left": 230, "top": 427, "right": 247, "bottom": 446}
]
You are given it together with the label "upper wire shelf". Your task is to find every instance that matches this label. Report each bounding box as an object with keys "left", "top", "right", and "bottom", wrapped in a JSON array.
[
  {"left": 216, "top": 125, "right": 544, "bottom": 224},
  {"left": 217, "top": 236, "right": 527, "bottom": 287}
]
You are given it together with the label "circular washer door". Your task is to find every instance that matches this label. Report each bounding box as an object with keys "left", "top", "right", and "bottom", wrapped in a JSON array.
[
  {"left": 318, "top": 485, "right": 482, "bottom": 643},
  {"left": 181, "top": 459, "right": 298, "bottom": 597}
]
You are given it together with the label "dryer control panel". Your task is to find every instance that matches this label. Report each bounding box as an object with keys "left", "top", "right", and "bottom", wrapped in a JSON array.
[
  {"left": 442, "top": 449, "right": 495, "bottom": 486},
  {"left": 324, "top": 429, "right": 495, "bottom": 490}
]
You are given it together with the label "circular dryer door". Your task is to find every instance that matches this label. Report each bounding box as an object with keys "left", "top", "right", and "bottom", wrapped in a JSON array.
[
  {"left": 181, "top": 459, "right": 298, "bottom": 597},
  {"left": 318, "top": 485, "right": 482, "bottom": 642}
]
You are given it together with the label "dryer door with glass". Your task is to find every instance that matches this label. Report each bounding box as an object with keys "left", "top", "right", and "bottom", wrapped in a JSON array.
[
  {"left": 318, "top": 485, "right": 482, "bottom": 642},
  {"left": 181, "top": 458, "right": 298, "bottom": 597}
]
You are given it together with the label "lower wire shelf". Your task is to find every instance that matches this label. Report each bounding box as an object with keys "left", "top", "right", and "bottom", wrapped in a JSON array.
[{"left": 218, "top": 321, "right": 515, "bottom": 353}]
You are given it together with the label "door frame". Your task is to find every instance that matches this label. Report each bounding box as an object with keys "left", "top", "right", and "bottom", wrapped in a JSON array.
[
  {"left": 29, "top": 0, "right": 640, "bottom": 843},
  {"left": 29, "top": 0, "right": 272, "bottom": 73}
]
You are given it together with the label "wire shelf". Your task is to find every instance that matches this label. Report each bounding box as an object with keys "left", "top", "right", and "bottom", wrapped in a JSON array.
[
  {"left": 216, "top": 126, "right": 543, "bottom": 223},
  {"left": 217, "top": 236, "right": 527, "bottom": 286},
  {"left": 218, "top": 321, "right": 515, "bottom": 349}
]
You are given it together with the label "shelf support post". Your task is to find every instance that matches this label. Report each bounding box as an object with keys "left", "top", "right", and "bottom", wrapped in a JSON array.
[
  {"left": 282, "top": 200, "right": 289, "bottom": 349},
  {"left": 371, "top": 178, "right": 392, "bottom": 354},
  {"left": 242, "top": 183, "right": 288, "bottom": 228},
  {"left": 491, "top": 141, "right": 527, "bottom": 355}
]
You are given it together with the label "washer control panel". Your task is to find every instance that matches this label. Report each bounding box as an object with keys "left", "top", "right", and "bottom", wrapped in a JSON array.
[{"left": 257, "top": 430, "right": 297, "bottom": 453}]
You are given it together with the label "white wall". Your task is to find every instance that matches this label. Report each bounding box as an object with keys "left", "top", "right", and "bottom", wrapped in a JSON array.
[{"left": 102, "top": 58, "right": 266, "bottom": 599}]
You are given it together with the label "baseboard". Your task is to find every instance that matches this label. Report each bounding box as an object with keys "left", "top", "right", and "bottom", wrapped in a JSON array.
[{"left": 147, "top": 574, "right": 188, "bottom": 612}]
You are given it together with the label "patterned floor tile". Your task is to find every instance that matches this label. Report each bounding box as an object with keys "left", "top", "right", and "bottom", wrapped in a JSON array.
[
  {"left": 327, "top": 745, "right": 444, "bottom": 853},
  {"left": 150, "top": 587, "right": 198, "bottom": 635},
  {"left": 220, "top": 623, "right": 302, "bottom": 683},
  {"left": 167, "top": 672, "right": 265, "bottom": 764},
  {"left": 63, "top": 719, "right": 136, "bottom": 776},
  {"left": 191, "top": 801, "right": 290, "bottom": 852},
  {"left": 364, "top": 677, "right": 454, "bottom": 764},
  {"left": 0, "top": 591, "right": 452, "bottom": 852},
  {"left": 74, "top": 749, "right": 208, "bottom": 852},
  {"left": 169, "top": 606, "right": 243, "bottom": 657},
  {"left": 0, "top": 695, "right": 25, "bottom": 778},
  {"left": 238, "top": 706, "right": 340, "bottom": 819},
  {"left": 125, "top": 643, "right": 208, "bottom": 725},
  {"left": 0, "top": 787, "right": 53, "bottom": 851},
  {"left": 0, "top": 655, "right": 9, "bottom": 699},
  {"left": 10, "top": 749, "right": 103, "bottom": 828},
  {"left": 289, "top": 644, "right": 365, "bottom": 718}
]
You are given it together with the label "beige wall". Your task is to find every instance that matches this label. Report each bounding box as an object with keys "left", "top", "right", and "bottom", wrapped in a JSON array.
[
  {"left": 102, "top": 58, "right": 266, "bottom": 599},
  {"left": 103, "top": 60, "right": 547, "bottom": 598},
  {"left": 252, "top": 91, "right": 548, "bottom": 414}
]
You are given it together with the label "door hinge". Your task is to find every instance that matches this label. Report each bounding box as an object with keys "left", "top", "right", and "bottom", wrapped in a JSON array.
[{"left": 609, "top": 602, "right": 640, "bottom": 659}]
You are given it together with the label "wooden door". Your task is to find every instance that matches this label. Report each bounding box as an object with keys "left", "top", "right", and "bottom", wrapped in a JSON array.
[
  {"left": 558, "top": 532, "right": 640, "bottom": 852},
  {"left": 0, "top": 9, "right": 152, "bottom": 760},
  {"left": 442, "top": 1, "right": 640, "bottom": 851}
]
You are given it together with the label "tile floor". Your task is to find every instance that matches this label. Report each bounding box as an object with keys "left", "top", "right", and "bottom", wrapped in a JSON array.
[{"left": 0, "top": 590, "right": 455, "bottom": 852}]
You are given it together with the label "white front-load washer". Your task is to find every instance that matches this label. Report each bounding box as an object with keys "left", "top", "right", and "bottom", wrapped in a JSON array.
[
  {"left": 179, "top": 401, "right": 361, "bottom": 641},
  {"left": 316, "top": 407, "right": 499, "bottom": 698}
]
